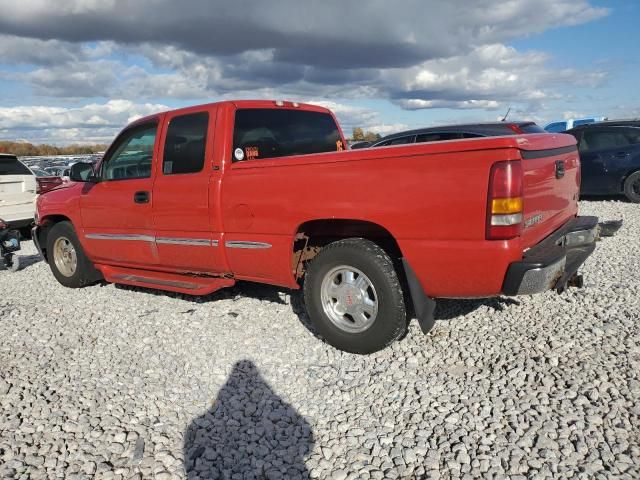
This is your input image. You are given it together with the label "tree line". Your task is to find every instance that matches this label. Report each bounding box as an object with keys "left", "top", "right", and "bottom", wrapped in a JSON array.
[
  {"left": 0, "top": 141, "right": 108, "bottom": 157},
  {"left": 351, "top": 128, "right": 382, "bottom": 142}
]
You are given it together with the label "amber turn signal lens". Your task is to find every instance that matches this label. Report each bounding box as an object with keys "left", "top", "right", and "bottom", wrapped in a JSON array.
[{"left": 491, "top": 197, "right": 523, "bottom": 215}]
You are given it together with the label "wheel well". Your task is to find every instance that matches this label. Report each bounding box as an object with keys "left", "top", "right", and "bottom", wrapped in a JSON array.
[
  {"left": 622, "top": 168, "right": 640, "bottom": 190},
  {"left": 37, "top": 215, "right": 72, "bottom": 260},
  {"left": 291, "top": 219, "right": 403, "bottom": 281}
]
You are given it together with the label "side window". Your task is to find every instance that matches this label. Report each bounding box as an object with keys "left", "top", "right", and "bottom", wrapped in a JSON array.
[
  {"left": 233, "top": 109, "right": 342, "bottom": 161},
  {"left": 582, "top": 131, "right": 629, "bottom": 152},
  {"left": 461, "top": 133, "right": 484, "bottom": 139},
  {"left": 416, "top": 132, "right": 464, "bottom": 143},
  {"left": 102, "top": 123, "right": 157, "bottom": 180},
  {"left": 163, "top": 112, "right": 208, "bottom": 175},
  {"left": 387, "top": 136, "right": 414, "bottom": 146},
  {"left": 545, "top": 122, "right": 567, "bottom": 133},
  {"left": 624, "top": 128, "right": 640, "bottom": 145}
]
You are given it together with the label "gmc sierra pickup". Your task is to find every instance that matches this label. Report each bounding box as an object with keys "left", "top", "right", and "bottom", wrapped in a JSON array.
[{"left": 33, "top": 100, "right": 600, "bottom": 353}]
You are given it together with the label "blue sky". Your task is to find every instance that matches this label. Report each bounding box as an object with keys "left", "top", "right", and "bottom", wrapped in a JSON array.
[{"left": 0, "top": 0, "right": 638, "bottom": 144}]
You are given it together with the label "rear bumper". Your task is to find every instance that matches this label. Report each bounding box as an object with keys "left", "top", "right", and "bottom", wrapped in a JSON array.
[{"left": 502, "top": 216, "right": 599, "bottom": 295}]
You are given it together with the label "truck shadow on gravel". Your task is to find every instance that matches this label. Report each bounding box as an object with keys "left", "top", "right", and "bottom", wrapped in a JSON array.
[
  {"left": 183, "top": 359, "right": 314, "bottom": 479},
  {"left": 115, "top": 282, "right": 521, "bottom": 340},
  {"left": 434, "top": 297, "right": 521, "bottom": 321}
]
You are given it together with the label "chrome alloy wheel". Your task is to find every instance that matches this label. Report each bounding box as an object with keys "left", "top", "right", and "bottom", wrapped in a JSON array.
[
  {"left": 53, "top": 236, "right": 77, "bottom": 277},
  {"left": 320, "top": 265, "right": 378, "bottom": 333}
]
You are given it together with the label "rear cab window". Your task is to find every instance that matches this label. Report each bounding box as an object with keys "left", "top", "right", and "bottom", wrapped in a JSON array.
[
  {"left": 232, "top": 108, "right": 342, "bottom": 161},
  {"left": 0, "top": 156, "right": 33, "bottom": 176}
]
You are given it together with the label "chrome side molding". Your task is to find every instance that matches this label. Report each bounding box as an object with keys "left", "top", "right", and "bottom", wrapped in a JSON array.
[
  {"left": 225, "top": 241, "right": 272, "bottom": 249},
  {"left": 86, "top": 233, "right": 155, "bottom": 242}
]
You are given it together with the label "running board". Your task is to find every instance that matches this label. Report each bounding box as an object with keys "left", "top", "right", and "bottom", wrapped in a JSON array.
[{"left": 96, "top": 264, "right": 235, "bottom": 295}]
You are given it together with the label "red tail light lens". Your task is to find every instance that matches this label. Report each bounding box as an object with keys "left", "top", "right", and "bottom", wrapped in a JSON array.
[{"left": 486, "top": 160, "right": 524, "bottom": 240}]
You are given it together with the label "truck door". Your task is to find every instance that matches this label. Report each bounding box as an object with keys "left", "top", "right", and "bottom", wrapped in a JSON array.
[
  {"left": 79, "top": 120, "right": 159, "bottom": 266},
  {"left": 152, "top": 107, "right": 225, "bottom": 273}
]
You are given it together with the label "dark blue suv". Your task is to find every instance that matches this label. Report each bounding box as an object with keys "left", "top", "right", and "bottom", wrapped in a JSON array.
[{"left": 565, "top": 125, "right": 640, "bottom": 203}]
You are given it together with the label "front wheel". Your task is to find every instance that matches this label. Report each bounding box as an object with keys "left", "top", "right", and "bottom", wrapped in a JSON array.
[
  {"left": 303, "top": 238, "right": 407, "bottom": 354},
  {"left": 623, "top": 171, "right": 640, "bottom": 203},
  {"left": 46, "top": 221, "right": 101, "bottom": 288}
]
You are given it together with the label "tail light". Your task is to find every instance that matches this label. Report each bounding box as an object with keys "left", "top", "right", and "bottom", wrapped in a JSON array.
[
  {"left": 507, "top": 124, "right": 524, "bottom": 134},
  {"left": 486, "top": 160, "right": 523, "bottom": 240}
]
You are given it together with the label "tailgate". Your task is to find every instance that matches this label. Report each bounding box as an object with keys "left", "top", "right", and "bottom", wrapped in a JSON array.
[
  {"left": 0, "top": 175, "right": 37, "bottom": 206},
  {"left": 518, "top": 134, "right": 580, "bottom": 250}
]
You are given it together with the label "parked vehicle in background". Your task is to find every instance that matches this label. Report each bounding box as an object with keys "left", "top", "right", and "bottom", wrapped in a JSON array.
[
  {"left": 565, "top": 125, "right": 640, "bottom": 202},
  {"left": 45, "top": 166, "right": 71, "bottom": 180},
  {"left": 572, "top": 119, "right": 640, "bottom": 129},
  {"left": 0, "top": 154, "right": 36, "bottom": 232},
  {"left": 354, "top": 122, "right": 545, "bottom": 149},
  {"left": 34, "top": 100, "right": 600, "bottom": 353},
  {"left": 36, "top": 176, "right": 65, "bottom": 195},
  {"left": 26, "top": 165, "right": 65, "bottom": 194},
  {"left": 544, "top": 117, "right": 607, "bottom": 133},
  {"left": 30, "top": 167, "right": 50, "bottom": 177}
]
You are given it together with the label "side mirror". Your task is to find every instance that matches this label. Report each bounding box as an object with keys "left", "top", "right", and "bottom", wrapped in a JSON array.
[{"left": 69, "top": 162, "right": 96, "bottom": 182}]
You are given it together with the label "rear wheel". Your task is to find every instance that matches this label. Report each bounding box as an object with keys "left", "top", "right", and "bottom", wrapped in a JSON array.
[
  {"left": 303, "top": 238, "right": 407, "bottom": 354},
  {"left": 623, "top": 171, "right": 640, "bottom": 203},
  {"left": 46, "top": 221, "right": 101, "bottom": 288}
]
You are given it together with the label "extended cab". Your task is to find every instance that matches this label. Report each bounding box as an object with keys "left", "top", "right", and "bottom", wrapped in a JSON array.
[{"left": 34, "top": 100, "right": 600, "bottom": 353}]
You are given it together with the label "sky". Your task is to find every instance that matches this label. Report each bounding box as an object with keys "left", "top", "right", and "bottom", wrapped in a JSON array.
[{"left": 0, "top": 0, "right": 638, "bottom": 145}]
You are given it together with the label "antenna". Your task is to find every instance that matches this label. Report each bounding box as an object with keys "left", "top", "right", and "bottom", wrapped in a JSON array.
[{"left": 501, "top": 107, "right": 511, "bottom": 122}]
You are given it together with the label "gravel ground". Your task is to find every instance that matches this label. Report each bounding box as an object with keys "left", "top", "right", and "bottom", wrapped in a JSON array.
[{"left": 1, "top": 200, "right": 639, "bottom": 480}]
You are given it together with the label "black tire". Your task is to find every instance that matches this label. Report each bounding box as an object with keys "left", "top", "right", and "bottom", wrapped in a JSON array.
[
  {"left": 46, "top": 221, "right": 101, "bottom": 288},
  {"left": 303, "top": 238, "right": 407, "bottom": 354},
  {"left": 623, "top": 171, "right": 640, "bottom": 203}
]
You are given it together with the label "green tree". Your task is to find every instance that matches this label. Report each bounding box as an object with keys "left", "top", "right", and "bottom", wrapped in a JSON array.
[{"left": 352, "top": 127, "right": 365, "bottom": 141}]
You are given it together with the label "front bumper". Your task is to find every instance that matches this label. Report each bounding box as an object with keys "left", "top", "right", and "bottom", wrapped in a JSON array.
[
  {"left": 502, "top": 216, "right": 600, "bottom": 296},
  {"left": 31, "top": 225, "right": 45, "bottom": 258}
]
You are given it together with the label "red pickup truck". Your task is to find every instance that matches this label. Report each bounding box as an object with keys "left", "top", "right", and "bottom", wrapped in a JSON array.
[{"left": 33, "top": 100, "right": 600, "bottom": 353}]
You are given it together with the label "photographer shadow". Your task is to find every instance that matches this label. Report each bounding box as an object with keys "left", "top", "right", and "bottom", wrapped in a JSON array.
[{"left": 183, "top": 360, "right": 314, "bottom": 479}]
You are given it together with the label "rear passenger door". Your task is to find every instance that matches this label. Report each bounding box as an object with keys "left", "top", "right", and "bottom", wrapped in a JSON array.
[{"left": 152, "top": 107, "right": 225, "bottom": 273}]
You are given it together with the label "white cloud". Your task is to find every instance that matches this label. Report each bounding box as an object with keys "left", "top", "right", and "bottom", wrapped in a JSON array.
[
  {"left": 0, "top": 100, "right": 168, "bottom": 144},
  {"left": 0, "top": 0, "right": 616, "bottom": 143}
]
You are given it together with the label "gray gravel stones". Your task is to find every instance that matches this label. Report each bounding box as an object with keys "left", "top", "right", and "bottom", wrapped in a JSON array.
[{"left": 1, "top": 199, "right": 640, "bottom": 479}]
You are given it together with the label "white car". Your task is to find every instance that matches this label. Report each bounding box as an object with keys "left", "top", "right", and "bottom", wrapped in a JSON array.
[{"left": 0, "top": 154, "right": 37, "bottom": 231}]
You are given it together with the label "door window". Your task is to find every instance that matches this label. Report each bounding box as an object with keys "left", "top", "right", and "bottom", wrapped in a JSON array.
[
  {"left": 101, "top": 123, "right": 157, "bottom": 180},
  {"left": 163, "top": 112, "right": 209, "bottom": 175},
  {"left": 581, "top": 130, "right": 629, "bottom": 152},
  {"left": 623, "top": 128, "right": 640, "bottom": 145}
]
